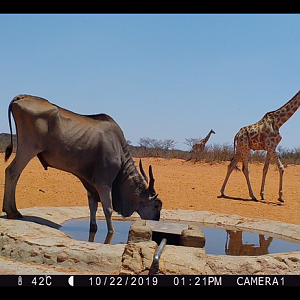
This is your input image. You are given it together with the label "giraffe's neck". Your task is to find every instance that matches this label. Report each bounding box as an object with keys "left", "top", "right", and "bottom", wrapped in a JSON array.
[
  {"left": 267, "top": 90, "right": 300, "bottom": 128},
  {"left": 202, "top": 130, "right": 214, "bottom": 144}
]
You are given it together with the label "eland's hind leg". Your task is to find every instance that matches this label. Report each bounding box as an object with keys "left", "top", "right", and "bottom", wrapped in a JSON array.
[{"left": 3, "top": 149, "right": 38, "bottom": 218}]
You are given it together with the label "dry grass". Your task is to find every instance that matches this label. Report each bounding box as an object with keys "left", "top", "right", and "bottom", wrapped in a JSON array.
[{"left": 129, "top": 142, "right": 300, "bottom": 166}]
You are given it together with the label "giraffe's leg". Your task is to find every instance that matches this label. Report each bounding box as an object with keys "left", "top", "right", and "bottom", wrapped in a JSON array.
[
  {"left": 260, "top": 152, "right": 272, "bottom": 200},
  {"left": 242, "top": 156, "right": 257, "bottom": 201},
  {"left": 220, "top": 154, "right": 240, "bottom": 197},
  {"left": 270, "top": 150, "right": 284, "bottom": 202}
]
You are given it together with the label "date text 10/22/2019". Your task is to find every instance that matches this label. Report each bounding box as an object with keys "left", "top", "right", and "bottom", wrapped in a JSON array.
[{"left": 0, "top": 275, "right": 292, "bottom": 286}]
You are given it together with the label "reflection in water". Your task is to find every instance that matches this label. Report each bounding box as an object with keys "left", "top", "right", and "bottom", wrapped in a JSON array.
[
  {"left": 60, "top": 220, "right": 300, "bottom": 256},
  {"left": 62, "top": 220, "right": 133, "bottom": 244},
  {"left": 88, "top": 230, "right": 114, "bottom": 243},
  {"left": 225, "top": 230, "right": 273, "bottom": 256}
]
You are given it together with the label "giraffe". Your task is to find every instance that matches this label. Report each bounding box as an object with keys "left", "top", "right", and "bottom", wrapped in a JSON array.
[
  {"left": 220, "top": 90, "right": 300, "bottom": 203},
  {"left": 192, "top": 129, "right": 215, "bottom": 152}
]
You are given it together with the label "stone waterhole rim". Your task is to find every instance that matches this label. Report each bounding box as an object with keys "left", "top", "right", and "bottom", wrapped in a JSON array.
[
  {"left": 1, "top": 206, "right": 300, "bottom": 274},
  {"left": 14, "top": 206, "right": 300, "bottom": 246},
  {"left": 60, "top": 218, "right": 300, "bottom": 256}
]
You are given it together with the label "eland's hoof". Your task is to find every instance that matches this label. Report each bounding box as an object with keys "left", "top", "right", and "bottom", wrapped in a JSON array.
[{"left": 16, "top": 211, "right": 23, "bottom": 218}]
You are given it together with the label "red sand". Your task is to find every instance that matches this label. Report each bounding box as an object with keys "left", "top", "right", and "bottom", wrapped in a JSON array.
[{"left": 1, "top": 154, "right": 300, "bottom": 225}]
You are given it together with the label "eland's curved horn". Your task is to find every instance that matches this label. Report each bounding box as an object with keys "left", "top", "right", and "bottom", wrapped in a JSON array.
[
  {"left": 149, "top": 165, "right": 155, "bottom": 192},
  {"left": 139, "top": 159, "right": 148, "bottom": 183}
]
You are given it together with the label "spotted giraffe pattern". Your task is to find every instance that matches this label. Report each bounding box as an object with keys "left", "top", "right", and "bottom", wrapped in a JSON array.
[
  {"left": 220, "top": 90, "right": 300, "bottom": 203},
  {"left": 192, "top": 129, "right": 215, "bottom": 152}
]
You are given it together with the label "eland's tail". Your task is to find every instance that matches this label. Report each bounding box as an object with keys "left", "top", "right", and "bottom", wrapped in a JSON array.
[{"left": 5, "top": 100, "right": 14, "bottom": 162}]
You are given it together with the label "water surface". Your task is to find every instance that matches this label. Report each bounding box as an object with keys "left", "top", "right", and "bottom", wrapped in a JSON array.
[{"left": 60, "top": 219, "right": 300, "bottom": 256}]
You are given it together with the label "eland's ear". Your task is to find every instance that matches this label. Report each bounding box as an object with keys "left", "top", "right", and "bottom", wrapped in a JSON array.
[
  {"left": 149, "top": 165, "right": 155, "bottom": 193},
  {"left": 139, "top": 159, "right": 148, "bottom": 182},
  {"left": 150, "top": 193, "right": 158, "bottom": 201}
]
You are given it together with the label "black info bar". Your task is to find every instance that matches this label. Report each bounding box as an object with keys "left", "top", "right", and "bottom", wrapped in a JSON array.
[{"left": 0, "top": 275, "right": 298, "bottom": 286}]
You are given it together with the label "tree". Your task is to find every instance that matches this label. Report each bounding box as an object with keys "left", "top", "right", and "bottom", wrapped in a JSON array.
[
  {"left": 184, "top": 137, "right": 201, "bottom": 152},
  {"left": 137, "top": 137, "right": 177, "bottom": 157},
  {"left": 161, "top": 139, "right": 177, "bottom": 151}
]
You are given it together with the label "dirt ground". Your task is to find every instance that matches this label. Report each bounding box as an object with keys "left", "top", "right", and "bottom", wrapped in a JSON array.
[{"left": 1, "top": 153, "right": 300, "bottom": 225}]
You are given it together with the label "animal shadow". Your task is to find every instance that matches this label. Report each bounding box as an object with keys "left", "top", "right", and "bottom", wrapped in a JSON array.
[
  {"left": 218, "top": 194, "right": 284, "bottom": 206},
  {"left": 0, "top": 214, "right": 61, "bottom": 230},
  {"left": 217, "top": 194, "right": 256, "bottom": 202}
]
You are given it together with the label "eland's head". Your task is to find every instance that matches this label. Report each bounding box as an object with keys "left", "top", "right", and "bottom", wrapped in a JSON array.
[{"left": 137, "top": 159, "right": 162, "bottom": 221}]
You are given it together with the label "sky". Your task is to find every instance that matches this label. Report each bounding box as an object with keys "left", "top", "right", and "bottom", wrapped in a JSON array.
[{"left": 0, "top": 14, "right": 300, "bottom": 151}]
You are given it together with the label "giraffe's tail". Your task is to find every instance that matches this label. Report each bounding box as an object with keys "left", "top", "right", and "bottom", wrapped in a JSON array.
[
  {"left": 229, "top": 156, "right": 241, "bottom": 171},
  {"left": 232, "top": 134, "right": 241, "bottom": 171},
  {"left": 233, "top": 134, "right": 238, "bottom": 155},
  {"left": 233, "top": 160, "right": 241, "bottom": 172}
]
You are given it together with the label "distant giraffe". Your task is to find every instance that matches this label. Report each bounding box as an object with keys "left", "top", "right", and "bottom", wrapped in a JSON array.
[
  {"left": 192, "top": 129, "right": 215, "bottom": 153},
  {"left": 220, "top": 90, "right": 300, "bottom": 203}
]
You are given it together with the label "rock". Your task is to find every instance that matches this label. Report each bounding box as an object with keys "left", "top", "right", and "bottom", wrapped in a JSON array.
[
  {"left": 44, "top": 253, "right": 52, "bottom": 259},
  {"left": 0, "top": 217, "right": 125, "bottom": 274},
  {"left": 0, "top": 206, "right": 300, "bottom": 275},
  {"left": 30, "top": 249, "right": 41, "bottom": 257},
  {"left": 121, "top": 243, "right": 143, "bottom": 274},
  {"left": 127, "top": 220, "right": 152, "bottom": 243},
  {"left": 159, "top": 245, "right": 210, "bottom": 275},
  {"left": 57, "top": 252, "right": 68, "bottom": 262},
  {"left": 120, "top": 241, "right": 157, "bottom": 275},
  {"left": 180, "top": 225, "right": 205, "bottom": 248}
]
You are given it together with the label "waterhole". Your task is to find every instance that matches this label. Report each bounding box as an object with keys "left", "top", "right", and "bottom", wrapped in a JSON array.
[{"left": 60, "top": 219, "right": 300, "bottom": 256}]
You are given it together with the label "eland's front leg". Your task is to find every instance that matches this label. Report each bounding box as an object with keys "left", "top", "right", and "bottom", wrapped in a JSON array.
[
  {"left": 87, "top": 191, "right": 98, "bottom": 233},
  {"left": 95, "top": 184, "right": 115, "bottom": 234}
]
